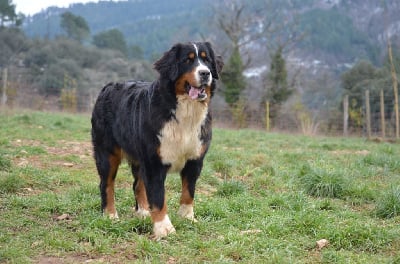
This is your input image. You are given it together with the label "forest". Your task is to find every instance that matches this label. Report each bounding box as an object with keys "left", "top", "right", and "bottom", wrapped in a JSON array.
[{"left": 2, "top": 0, "right": 400, "bottom": 136}]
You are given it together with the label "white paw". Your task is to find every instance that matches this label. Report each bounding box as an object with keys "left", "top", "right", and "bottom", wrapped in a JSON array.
[
  {"left": 178, "top": 204, "right": 198, "bottom": 222},
  {"left": 135, "top": 206, "right": 150, "bottom": 219},
  {"left": 153, "top": 215, "right": 176, "bottom": 239},
  {"left": 105, "top": 211, "right": 119, "bottom": 219}
]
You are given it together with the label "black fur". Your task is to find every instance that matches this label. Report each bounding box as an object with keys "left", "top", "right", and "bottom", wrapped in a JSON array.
[{"left": 91, "top": 42, "right": 223, "bottom": 234}]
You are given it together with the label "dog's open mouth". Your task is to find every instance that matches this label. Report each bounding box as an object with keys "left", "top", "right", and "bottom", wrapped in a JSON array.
[{"left": 186, "top": 83, "right": 207, "bottom": 101}]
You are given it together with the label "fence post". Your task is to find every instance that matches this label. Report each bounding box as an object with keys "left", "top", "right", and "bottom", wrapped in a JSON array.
[
  {"left": 265, "top": 101, "right": 270, "bottom": 132},
  {"left": 394, "top": 84, "right": 399, "bottom": 139},
  {"left": 380, "top": 89, "right": 385, "bottom": 139},
  {"left": 1, "top": 68, "right": 7, "bottom": 107},
  {"left": 343, "top": 94, "right": 349, "bottom": 136},
  {"left": 365, "top": 90, "right": 371, "bottom": 139},
  {"left": 388, "top": 38, "right": 399, "bottom": 139}
]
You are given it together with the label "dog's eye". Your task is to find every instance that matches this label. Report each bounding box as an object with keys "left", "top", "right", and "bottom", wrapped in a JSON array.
[{"left": 186, "top": 52, "right": 195, "bottom": 64}]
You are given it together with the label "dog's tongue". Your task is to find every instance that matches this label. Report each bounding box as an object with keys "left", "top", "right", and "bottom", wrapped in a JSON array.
[{"left": 189, "top": 86, "right": 201, "bottom": 99}]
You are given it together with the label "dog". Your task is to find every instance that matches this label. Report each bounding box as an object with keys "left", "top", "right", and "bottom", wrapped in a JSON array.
[{"left": 91, "top": 42, "right": 223, "bottom": 238}]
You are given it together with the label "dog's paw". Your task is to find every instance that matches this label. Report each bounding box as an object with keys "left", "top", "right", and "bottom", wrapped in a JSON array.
[
  {"left": 135, "top": 207, "right": 150, "bottom": 219},
  {"left": 178, "top": 204, "right": 198, "bottom": 222},
  {"left": 152, "top": 215, "right": 176, "bottom": 239},
  {"left": 104, "top": 211, "right": 119, "bottom": 219}
]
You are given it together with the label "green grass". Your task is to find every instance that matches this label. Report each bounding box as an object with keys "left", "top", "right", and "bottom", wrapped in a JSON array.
[
  {"left": 375, "top": 186, "right": 400, "bottom": 219},
  {"left": 1, "top": 111, "right": 400, "bottom": 263}
]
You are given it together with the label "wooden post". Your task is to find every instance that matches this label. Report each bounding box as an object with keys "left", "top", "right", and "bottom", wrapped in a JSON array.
[
  {"left": 265, "top": 101, "right": 270, "bottom": 132},
  {"left": 365, "top": 90, "right": 371, "bottom": 139},
  {"left": 380, "top": 89, "right": 386, "bottom": 139},
  {"left": 1, "top": 68, "right": 7, "bottom": 107},
  {"left": 393, "top": 68, "right": 399, "bottom": 139},
  {"left": 388, "top": 38, "right": 399, "bottom": 139},
  {"left": 343, "top": 95, "right": 349, "bottom": 136}
]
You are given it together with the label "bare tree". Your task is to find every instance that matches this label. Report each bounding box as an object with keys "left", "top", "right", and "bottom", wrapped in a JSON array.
[
  {"left": 214, "top": 0, "right": 305, "bottom": 128},
  {"left": 216, "top": 0, "right": 260, "bottom": 68}
]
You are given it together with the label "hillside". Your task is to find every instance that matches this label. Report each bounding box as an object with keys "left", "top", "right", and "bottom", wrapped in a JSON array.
[
  {"left": 21, "top": 0, "right": 400, "bottom": 68},
  {"left": 22, "top": 0, "right": 214, "bottom": 59}
]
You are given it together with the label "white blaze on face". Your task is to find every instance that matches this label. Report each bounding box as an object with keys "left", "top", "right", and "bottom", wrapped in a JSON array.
[{"left": 192, "top": 43, "right": 212, "bottom": 87}]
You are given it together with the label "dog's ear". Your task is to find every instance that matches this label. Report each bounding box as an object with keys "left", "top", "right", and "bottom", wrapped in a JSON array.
[
  {"left": 204, "top": 42, "right": 224, "bottom": 80},
  {"left": 154, "top": 43, "right": 182, "bottom": 81},
  {"left": 215, "top": 55, "right": 224, "bottom": 77}
]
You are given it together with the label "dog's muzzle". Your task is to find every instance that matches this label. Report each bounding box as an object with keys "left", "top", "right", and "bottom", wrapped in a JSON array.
[{"left": 188, "top": 85, "right": 207, "bottom": 101}]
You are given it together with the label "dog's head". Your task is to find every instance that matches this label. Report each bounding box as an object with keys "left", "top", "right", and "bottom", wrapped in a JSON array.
[{"left": 154, "top": 42, "right": 224, "bottom": 102}]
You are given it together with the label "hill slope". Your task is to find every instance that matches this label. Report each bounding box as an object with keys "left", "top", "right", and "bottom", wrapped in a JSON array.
[{"left": 21, "top": 0, "right": 400, "bottom": 67}]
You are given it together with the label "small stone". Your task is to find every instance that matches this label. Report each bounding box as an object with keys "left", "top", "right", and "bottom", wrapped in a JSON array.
[{"left": 316, "top": 239, "right": 329, "bottom": 250}]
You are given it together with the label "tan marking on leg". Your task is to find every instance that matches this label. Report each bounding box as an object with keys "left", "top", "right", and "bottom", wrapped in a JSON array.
[
  {"left": 134, "top": 177, "right": 150, "bottom": 218},
  {"left": 104, "top": 148, "right": 121, "bottom": 219},
  {"left": 151, "top": 200, "right": 168, "bottom": 222},
  {"left": 178, "top": 178, "right": 197, "bottom": 222},
  {"left": 180, "top": 177, "right": 193, "bottom": 205}
]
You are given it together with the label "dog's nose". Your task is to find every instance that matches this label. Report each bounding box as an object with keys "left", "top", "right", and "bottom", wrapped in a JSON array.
[{"left": 199, "top": 70, "right": 211, "bottom": 79}]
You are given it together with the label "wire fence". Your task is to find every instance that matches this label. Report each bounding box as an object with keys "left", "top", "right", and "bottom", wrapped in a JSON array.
[{"left": 1, "top": 67, "right": 400, "bottom": 140}]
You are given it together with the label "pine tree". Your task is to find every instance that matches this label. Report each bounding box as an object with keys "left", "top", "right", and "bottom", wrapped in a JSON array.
[
  {"left": 220, "top": 46, "right": 246, "bottom": 106},
  {"left": 263, "top": 46, "right": 293, "bottom": 123},
  {"left": 60, "top": 12, "right": 90, "bottom": 43},
  {"left": 267, "top": 46, "right": 291, "bottom": 104},
  {"left": 0, "top": 0, "right": 22, "bottom": 27}
]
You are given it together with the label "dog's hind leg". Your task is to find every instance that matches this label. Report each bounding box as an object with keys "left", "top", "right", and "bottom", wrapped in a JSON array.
[
  {"left": 178, "top": 159, "right": 202, "bottom": 222},
  {"left": 96, "top": 147, "right": 121, "bottom": 219},
  {"left": 131, "top": 164, "right": 150, "bottom": 218}
]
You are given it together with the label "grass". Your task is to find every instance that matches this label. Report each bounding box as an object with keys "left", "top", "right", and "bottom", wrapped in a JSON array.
[
  {"left": 1, "top": 110, "right": 400, "bottom": 263},
  {"left": 375, "top": 186, "right": 400, "bottom": 219}
]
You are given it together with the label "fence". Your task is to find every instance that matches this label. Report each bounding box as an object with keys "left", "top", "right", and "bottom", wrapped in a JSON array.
[
  {"left": 343, "top": 89, "right": 399, "bottom": 140},
  {"left": 1, "top": 67, "right": 399, "bottom": 139}
]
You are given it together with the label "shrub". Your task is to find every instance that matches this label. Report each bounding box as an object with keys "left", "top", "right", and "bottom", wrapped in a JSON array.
[
  {"left": 0, "top": 155, "right": 12, "bottom": 172},
  {"left": 0, "top": 173, "right": 26, "bottom": 194},
  {"left": 300, "top": 167, "right": 346, "bottom": 198},
  {"left": 375, "top": 186, "right": 400, "bottom": 219}
]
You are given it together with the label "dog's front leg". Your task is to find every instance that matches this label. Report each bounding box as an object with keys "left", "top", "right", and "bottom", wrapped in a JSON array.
[
  {"left": 178, "top": 159, "right": 202, "bottom": 222},
  {"left": 143, "top": 163, "right": 176, "bottom": 239}
]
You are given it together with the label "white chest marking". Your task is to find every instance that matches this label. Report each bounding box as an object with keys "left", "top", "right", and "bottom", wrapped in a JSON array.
[{"left": 158, "top": 95, "right": 208, "bottom": 172}]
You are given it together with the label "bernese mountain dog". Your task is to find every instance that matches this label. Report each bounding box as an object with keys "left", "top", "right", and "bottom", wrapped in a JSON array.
[{"left": 91, "top": 42, "right": 223, "bottom": 239}]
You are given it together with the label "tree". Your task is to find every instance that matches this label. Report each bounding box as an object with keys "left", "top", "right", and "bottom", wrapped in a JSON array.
[
  {"left": 60, "top": 12, "right": 90, "bottom": 43},
  {"left": 129, "top": 44, "right": 144, "bottom": 60},
  {"left": 220, "top": 46, "right": 246, "bottom": 106},
  {"left": 0, "top": 27, "right": 28, "bottom": 66},
  {"left": 0, "top": 0, "right": 23, "bottom": 27},
  {"left": 341, "top": 60, "right": 379, "bottom": 108},
  {"left": 263, "top": 46, "right": 293, "bottom": 121},
  {"left": 266, "top": 46, "right": 291, "bottom": 104},
  {"left": 216, "top": 0, "right": 260, "bottom": 107},
  {"left": 341, "top": 59, "right": 395, "bottom": 131},
  {"left": 92, "top": 29, "right": 128, "bottom": 56}
]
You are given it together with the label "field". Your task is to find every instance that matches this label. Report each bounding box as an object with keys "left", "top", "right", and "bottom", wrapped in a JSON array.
[{"left": 1, "top": 111, "right": 400, "bottom": 263}]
